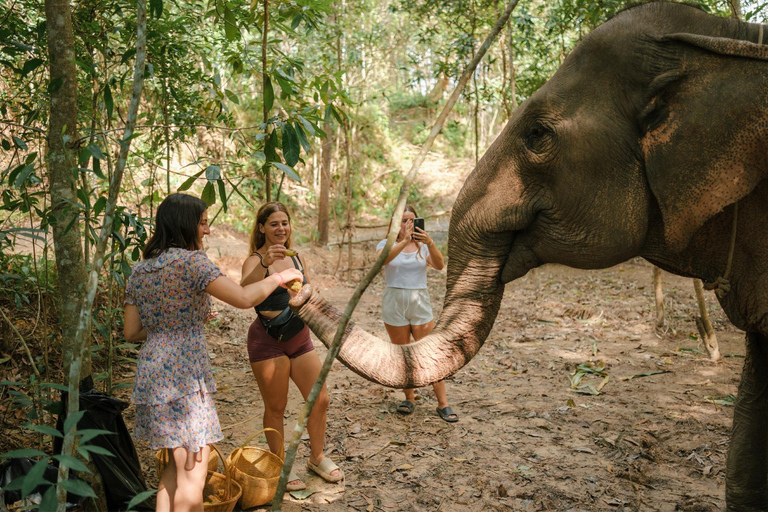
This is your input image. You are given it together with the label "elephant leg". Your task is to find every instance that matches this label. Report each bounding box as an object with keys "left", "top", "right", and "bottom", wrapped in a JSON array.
[{"left": 726, "top": 331, "right": 768, "bottom": 511}]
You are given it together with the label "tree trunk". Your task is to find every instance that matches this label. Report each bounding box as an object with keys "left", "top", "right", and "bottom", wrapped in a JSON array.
[
  {"left": 317, "top": 120, "right": 333, "bottom": 245},
  {"left": 45, "top": 0, "right": 88, "bottom": 380},
  {"left": 262, "top": 0, "right": 271, "bottom": 201}
]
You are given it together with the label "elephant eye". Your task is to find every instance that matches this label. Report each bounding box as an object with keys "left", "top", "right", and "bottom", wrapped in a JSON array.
[{"left": 525, "top": 122, "right": 553, "bottom": 153}]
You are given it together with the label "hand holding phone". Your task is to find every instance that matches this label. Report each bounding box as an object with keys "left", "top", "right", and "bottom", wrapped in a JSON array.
[{"left": 413, "top": 217, "right": 425, "bottom": 233}]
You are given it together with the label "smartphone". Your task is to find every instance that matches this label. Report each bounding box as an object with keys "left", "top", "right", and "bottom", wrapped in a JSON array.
[{"left": 413, "top": 217, "right": 425, "bottom": 233}]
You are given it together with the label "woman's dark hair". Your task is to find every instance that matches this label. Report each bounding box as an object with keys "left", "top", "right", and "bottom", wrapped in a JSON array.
[
  {"left": 143, "top": 193, "right": 208, "bottom": 259},
  {"left": 249, "top": 202, "right": 292, "bottom": 254}
]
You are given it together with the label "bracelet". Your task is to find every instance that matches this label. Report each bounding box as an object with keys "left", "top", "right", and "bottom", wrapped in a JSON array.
[{"left": 276, "top": 273, "right": 284, "bottom": 287}]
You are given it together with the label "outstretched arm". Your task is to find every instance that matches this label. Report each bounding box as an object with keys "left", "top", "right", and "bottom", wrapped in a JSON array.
[{"left": 207, "top": 268, "right": 303, "bottom": 309}]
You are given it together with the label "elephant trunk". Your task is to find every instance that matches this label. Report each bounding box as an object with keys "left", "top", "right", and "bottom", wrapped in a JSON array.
[{"left": 290, "top": 210, "right": 511, "bottom": 388}]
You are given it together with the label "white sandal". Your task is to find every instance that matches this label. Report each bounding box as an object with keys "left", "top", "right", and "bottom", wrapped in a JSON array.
[
  {"left": 286, "top": 467, "right": 306, "bottom": 491},
  {"left": 307, "top": 457, "right": 343, "bottom": 483}
]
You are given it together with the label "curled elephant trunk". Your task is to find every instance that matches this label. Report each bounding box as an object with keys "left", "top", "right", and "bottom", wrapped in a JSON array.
[{"left": 289, "top": 222, "right": 510, "bottom": 388}]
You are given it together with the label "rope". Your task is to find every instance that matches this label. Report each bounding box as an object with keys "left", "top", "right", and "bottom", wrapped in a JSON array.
[{"left": 703, "top": 202, "right": 738, "bottom": 298}]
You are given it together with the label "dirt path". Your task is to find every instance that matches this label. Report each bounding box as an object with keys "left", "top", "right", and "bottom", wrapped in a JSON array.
[{"left": 127, "top": 229, "right": 741, "bottom": 512}]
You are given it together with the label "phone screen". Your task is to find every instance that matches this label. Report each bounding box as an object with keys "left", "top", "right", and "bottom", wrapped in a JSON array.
[{"left": 413, "top": 218, "right": 425, "bottom": 232}]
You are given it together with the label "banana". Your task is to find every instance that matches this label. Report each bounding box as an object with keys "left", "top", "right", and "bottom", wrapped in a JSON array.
[{"left": 285, "top": 249, "right": 297, "bottom": 257}]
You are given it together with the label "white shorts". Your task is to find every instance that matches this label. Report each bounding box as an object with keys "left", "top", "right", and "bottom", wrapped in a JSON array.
[{"left": 382, "top": 288, "right": 433, "bottom": 327}]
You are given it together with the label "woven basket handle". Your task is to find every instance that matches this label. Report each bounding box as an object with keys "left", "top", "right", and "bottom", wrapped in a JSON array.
[
  {"left": 231, "top": 427, "right": 285, "bottom": 472},
  {"left": 209, "top": 443, "right": 231, "bottom": 500}
]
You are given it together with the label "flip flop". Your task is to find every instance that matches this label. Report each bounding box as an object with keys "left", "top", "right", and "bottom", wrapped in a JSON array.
[
  {"left": 396, "top": 400, "right": 415, "bottom": 415},
  {"left": 286, "top": 467, "right": 306, "bottom": 491},
  {"left": 307, "top": 457, "right": 343, "bottom": 483},
  {"left": 436, "top": 406, "right": 459, "bottom": 423}
]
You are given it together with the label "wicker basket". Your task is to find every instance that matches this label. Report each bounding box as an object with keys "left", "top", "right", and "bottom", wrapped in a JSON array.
[
  {"left": 226, "top": 428, "right": 285, "bottom": 509},
  {"left": 155, "top": 446, "right": 220, "bottom": 476},
  {"left": 202, "top": 444, "right": 242, "bottom": 512}
]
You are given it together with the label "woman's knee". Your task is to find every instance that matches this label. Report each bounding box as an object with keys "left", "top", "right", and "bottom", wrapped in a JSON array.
[
  {"left": 263, "top": 397, "right": 288, "bottom": 418},
  {"left": 313, "top": 388, "right": 330, "bottom": 412}
]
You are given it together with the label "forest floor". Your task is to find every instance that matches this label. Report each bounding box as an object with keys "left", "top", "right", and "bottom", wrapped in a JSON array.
[{"left": 122, "top": 224, "right": 742, "bottom": 512}]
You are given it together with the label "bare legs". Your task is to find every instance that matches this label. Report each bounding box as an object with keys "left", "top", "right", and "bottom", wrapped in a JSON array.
[
  {"left": 384, "top": 320, "right": 450, "bottom": 409},
  {"left": 156, "top": 445, "right": 210, "bottom": 512},
  {"left": 251, "top": 351, "right": 339, "bottom": 484}
]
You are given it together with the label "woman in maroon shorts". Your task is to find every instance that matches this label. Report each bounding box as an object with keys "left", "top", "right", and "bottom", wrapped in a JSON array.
[{"left": 241, "top": 202, "right": 342, "bottom": 491}]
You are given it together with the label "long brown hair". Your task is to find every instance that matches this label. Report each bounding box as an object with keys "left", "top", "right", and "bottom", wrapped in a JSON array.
[
  {"left": 144, "top": 193, "right": 207, "bottom": 259},
  {"left": 249, "top": 202, "right": 293, "bottom": 254}
]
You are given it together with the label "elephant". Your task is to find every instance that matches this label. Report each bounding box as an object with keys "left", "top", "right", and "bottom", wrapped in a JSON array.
[{"left": 290, "top": 2, "right": 768, "bottom": 509}]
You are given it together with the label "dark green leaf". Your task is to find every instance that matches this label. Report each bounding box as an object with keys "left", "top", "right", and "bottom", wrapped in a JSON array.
[
  {"left": 149, "top": 0, "right": 163, "bottom": 17},
  {"left": 127, "top": 490, "right": 157, "bottom": 511},
  {"left": 225, "top": 176, "right": 253, "bottom": 208},
  {"left": 63, "top": 410, "right": 86, "bottom": 435},
  {"left": 79, "top": 445, "right": 115, "bottom": 456},
  {"left": 177, "top": 168, "right": 206, "bottom": 191},
  {"left": 223, "top": 7, "right": 239, "bottom": 41},
  {"left": 93, "top": 157, "right": 105, "bottom": 179},
  {"left": 217, "top": 179, "right": 227, "bottom": 213},
  {"left": 201, "top": 182, "right": 215, "bottom": 206},
  {"left": 40, "top": 486, "right": 57, "bottom": 511},
  {"left": 0, "top": 448, "right": 47, "bottom": 458},
  {"left": 272, "top": 162, "right": 301, "bottom": 183},
  {"left": 87, "top": 144, "right": 105, "bottom": 160},
  {"left": 52, "top": 454, "right": 91, "bottom": 473},
  {"left": 13, "top": 164, "right": 34, "bottom": 188},
  {"left": 224, "top": 89, "right": 239, "bottom": 104},
  {"left": 60, "top": 478, "right": 97, "bottom": 498},
  {"left": 21, "top": 58, "right": 44, "bottom": 76},
  {"left": 204, "top": 165, "right": 220, "bottom": 182},
  {"left": 1, "top": 139, "right": 10, "bottom": 150},
  {"left": 12, "top": 136, "right": 27, "bottom": 150},
  {"left": 294, "top": 122, "right": 311, "bottom": 153},
  {"left": 22, "top": 459, "right": 49, "bottom": 498},
  {"left": 297, "top": 115, "right": 315, "bottom": 136},
  {"left": 76, "top": 429, "right": 113, "bottom": 444},
  {"left": 291, "top": 13, "right": 303, "bottom": 29},
  {"left": 121, "top": 49, "right": 137, "bottom": 65},
  {"left": 104, "top": 82, "right": 113, "bottom": 121},
  {"left": 40, "top": 382, "right": 68, "bottom": 392},
  {"left": 264, "top": 75, "right": 274, "bottom": 112},
  {"left": 264, "top": 130, "right": 278, "bottom": 163},
  {"left": 281, "top": 123, "right": 300, "bottom": 167},
  {"left": 26, "top": 423, "right": 62, "bottom": 438}
]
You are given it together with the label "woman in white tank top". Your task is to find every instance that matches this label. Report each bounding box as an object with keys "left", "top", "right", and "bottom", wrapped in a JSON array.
[{"left": 376, "top": 205, "right": 458, "bottom": 422}]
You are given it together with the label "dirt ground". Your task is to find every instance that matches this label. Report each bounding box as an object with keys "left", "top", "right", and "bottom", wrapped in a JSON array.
[{"left": 122, "top": 225, "right": 742, "bottom": 512}]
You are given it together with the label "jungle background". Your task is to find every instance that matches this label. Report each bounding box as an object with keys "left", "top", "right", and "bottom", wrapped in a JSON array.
[{"left": 1, "top": 0, "right": 766, "bottom": 510}]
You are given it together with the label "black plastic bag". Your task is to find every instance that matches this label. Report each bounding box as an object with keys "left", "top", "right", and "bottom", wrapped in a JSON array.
[
  {"left": 54, "top": 377, "right": 154, "bottom": 512},
  {"left": 0, "top": 457, "right": 87, "bottom": 510}
]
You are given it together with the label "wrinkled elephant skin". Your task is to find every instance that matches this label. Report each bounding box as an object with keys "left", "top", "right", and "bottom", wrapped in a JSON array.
[{"left": 291, "top": 3, "right": 768, "bottom": 509}]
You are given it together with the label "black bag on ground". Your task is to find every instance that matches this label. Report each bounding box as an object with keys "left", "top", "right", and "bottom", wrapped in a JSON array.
[
  {"left": 260, "top": 307, "right": 305, "bottom": 342},
  {"left": 54, "top": 376, "right": 153, "bottom": 511}
]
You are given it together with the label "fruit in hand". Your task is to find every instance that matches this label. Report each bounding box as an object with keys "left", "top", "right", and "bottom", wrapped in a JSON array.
[
  {"left": 285, "top": 249, "right": 297, "bottom": 256},
  {"left": 287, "top": 279, "right": 302, "bottom": 292}
]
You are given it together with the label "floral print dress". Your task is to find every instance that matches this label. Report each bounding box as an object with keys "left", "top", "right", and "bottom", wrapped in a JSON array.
[{"left": 125, "top": 248, "right": 224, "bottom": 452}]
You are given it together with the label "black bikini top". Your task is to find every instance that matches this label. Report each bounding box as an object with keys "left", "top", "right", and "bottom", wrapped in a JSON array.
[{"left": 254, "top": 253, "right": 307, "bottom": 313}]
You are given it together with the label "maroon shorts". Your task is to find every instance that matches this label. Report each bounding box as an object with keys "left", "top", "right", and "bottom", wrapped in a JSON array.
[{"left": 246, "top": 318, "right": 315, "bottom": 363}]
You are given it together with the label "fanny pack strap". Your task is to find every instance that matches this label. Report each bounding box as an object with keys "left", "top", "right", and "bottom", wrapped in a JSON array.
[{"left": 260, "top": 306, "right": 293, "bottom": 326}]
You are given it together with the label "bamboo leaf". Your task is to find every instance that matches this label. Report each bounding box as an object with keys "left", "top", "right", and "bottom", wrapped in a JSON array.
[
  {"left": 40, "top": 486, "right": 57, "bottom": 511},
  {"left": 0, "top": 448, "right": 47, "bottom": 458},
  {"left": 22, "top": 459, "right": 50, "bottom": 499},
  {"left": 127, "top": 490, "right": 157, "bottom": 511},
  {"left": 53, "top": 454, "right": 91, "bottom": 473},
  {"left": 63, "top": 410, "right": 86, "bottom": 435},
  {"left": 223, "top": 7, "right": 239, "bottom": 41},
  {"left": 26, "top": 423, "right": 63, "bottom": 438},
  {"left": 59, "top": 478, "right": 97, "bottom": 498}
]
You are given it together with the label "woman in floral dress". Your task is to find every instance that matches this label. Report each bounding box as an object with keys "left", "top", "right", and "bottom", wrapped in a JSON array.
[{"left": 123, "top": 193, "right": 302, "bottom": 512}]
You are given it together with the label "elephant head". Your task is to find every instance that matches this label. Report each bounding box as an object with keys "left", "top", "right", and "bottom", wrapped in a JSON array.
[{"left": 291, "top": 2, "right": 768, "bottom": 388}]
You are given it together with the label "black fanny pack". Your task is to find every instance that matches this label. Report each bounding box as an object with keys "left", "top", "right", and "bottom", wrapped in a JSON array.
[{"left": 260, "top": 307, "right": 305, "bottom": 342}]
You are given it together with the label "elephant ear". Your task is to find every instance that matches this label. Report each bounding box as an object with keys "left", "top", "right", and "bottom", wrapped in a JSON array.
[{"left": 640, "top": 31, "right": 768, "bottom": 252}]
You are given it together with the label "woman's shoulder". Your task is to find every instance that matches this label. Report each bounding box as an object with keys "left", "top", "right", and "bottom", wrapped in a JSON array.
[{"left": 131, "top": 247, "right": 188, "bottom": 275}]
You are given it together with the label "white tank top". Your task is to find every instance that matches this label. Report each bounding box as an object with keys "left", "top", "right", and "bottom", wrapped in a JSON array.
[{"left": 377, "top": 239, "right": 430, "bottom": 289}]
